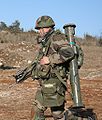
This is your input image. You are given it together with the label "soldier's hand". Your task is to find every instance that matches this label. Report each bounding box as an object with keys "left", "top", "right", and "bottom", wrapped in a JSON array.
[{"left": 40, "top": 56, "right": 50, "bottom": 65}]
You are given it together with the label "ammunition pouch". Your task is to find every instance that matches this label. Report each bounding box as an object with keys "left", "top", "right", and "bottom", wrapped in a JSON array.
[
  {"left": 41, "top": 78, "right": 66, "bottom": 107},
  {"left": 38, "top": 64, "right": 51, "bottom": 79},
  {"left": 58, "top": 66, "right": 67, "bottom": 78},
  {"left": 32, "top": 64, "right": 51, "bottom": 79}
]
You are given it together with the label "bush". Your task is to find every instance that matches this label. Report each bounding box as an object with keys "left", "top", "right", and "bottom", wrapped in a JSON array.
[
  {"left": 83, "top": 33, "right": 97, "bottom": 46},
  {"left": 96, "top": 37, "right": 102, "bottom": 47}
]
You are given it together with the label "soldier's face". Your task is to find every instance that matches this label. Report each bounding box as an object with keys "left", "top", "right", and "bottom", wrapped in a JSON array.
[{"left": 38, "top": 28, "right": 51, "bottom": 37}]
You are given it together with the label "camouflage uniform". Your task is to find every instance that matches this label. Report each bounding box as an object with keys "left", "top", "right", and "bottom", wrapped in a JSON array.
[{"left": 31, "top": 16, "right": 75, "bottom": 120}]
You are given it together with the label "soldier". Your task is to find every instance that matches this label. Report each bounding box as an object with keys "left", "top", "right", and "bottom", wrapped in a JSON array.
[
  {"left": 14, "top": 15, "right": 97, "bottom": 120},
  {"left": 31, "top": 15, "right": 75, "bottom": 120}
]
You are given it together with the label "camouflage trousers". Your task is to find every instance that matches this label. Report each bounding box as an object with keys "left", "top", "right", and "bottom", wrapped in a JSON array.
[{"left": 31, "top": 99, "right": 65, "bottom": 120}]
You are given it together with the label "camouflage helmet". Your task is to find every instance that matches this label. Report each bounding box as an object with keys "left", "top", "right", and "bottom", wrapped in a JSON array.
[{"left": 35, "top": 16, "right": 55, "bottom": 29}]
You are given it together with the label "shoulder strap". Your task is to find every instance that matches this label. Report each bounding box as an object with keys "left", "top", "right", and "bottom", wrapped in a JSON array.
[
  {"left": 42, "top": 38, "right": 51, "bottom": 56},
  {"left": 53, "top": 69, "right": 67, "bottom": 88},
  {"left": 34, "top": 34, "right": 52, "bottom": 62},
  {"left": 41, "top": 29, "right": 54, "bottom": 56}
]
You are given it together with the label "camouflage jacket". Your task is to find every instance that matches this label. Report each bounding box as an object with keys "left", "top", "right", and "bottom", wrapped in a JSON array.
[{"left": 32, "top": 29, "right": 75, "bottom": 79}]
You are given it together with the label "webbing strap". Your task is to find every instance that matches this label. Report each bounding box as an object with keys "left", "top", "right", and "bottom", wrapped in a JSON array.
[{"left": 54, "top": 70, "right": 67, "bottom": 88}]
